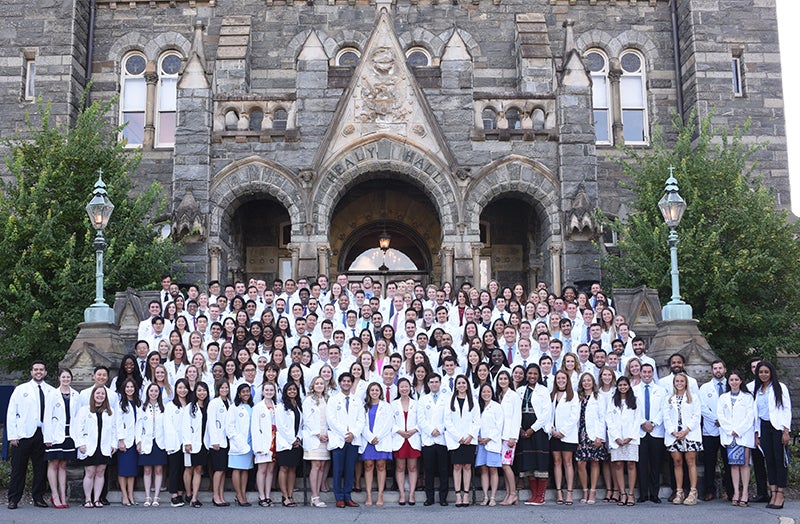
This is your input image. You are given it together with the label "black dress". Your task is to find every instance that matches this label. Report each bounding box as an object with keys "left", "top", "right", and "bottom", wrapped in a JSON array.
[
  {"left": 515, "top": 386, "right": 549, "bottom": 477},
  {"left": 46, "top": 392, "right": 77, "bottom": 461},
  {"left": 82, "top": 412, "right": 109, "bottom": 466},
  {"left": 190, "top": 405, "right": 209, "bottom": 466}
]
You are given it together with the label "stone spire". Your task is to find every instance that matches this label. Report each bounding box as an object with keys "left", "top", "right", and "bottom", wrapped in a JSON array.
[
  {"left": 179, "top": 20, "right": 209, "bottom": 89},
  {"left": 559, "top": 20, "right": 589, "bottom": 89}
]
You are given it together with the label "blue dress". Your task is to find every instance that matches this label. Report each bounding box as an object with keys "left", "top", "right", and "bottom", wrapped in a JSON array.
[
  {"left": 360, "top": 404, "right": 392, "bottom": 461},
  {"left": 228, "top": 404, "right": 254, "bottom": 470}
]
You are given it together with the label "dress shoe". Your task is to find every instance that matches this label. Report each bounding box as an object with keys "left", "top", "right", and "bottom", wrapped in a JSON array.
[
  {"left": 336, "top": 500, "right": 346, "bottom": 508},
  {"left": 424, "top": 500, "right": 434, "bottom": 506},
  {"left": 440, "top": 501, "right": 449, "bottom": 506},
  {"left": 33, "top": 499, "right": 49, "bottom": 508},
  {"left": 345, "top": 499, "right": 359, "bottom": 507},
  {"left": 753, "top": 495, "right": 770, "bottom": 503},
  {"left": 98, "top": 497, "right": 110, "bottom": 506},
  {"left": 703, "top": 493, "right": 715, "bottom": 501},
  {"left": 7, "top": 501, "right": 18, "bottom": 510},
  {"left": 637, "top": 496, "right": 649, "bottom": 503},
  {"left": 650, "top": 496, "right": 661, "bottom": 504}
]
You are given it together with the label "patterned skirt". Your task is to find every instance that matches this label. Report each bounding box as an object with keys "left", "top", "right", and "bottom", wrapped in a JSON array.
[{"left": 667, "top": 438, "right": 703, "bottom": 453}]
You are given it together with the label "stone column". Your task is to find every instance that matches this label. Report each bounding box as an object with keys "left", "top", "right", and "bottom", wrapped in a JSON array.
[
  {"left": 287, "top": 242, "right": 300, "bottom": 280},
  {"left": 549, "top": 242, "right": 563, "bottom": 296},
  {"left": 441, "top": 244, "right": 454, "bottom": 285},
  {"left": 471, "top": 243, "right": 483, "bottom": 289},
  {"left": 608, "top": 57, "right": 624, "bottom": 145},
  {"left": 317, "top": 243, "right": 330, "bottom": 276},
  {"left": 143, "top": 69, "right": 158, "bottom": 149},
  {"left": 209, "top": 245, "right": 222, "bottom": 282}
]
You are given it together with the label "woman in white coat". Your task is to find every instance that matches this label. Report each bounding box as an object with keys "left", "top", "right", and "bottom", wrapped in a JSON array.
[
  {"left": 663, "top": 372, "right": 703, "bottom": 505},
  {"left": 252, "top": 382, "right": 278, "bottom": 507},
  {"left": 227, "top": 383, "right": 254, "bottom": 506},
  {"left": 164, "top": 378, "right": 189, "bottom": 507},
  {"left": 550, "top": 370, "right": 580, "bottom": 505},
  {"left": 276, "top": 382, "right": 304, "bottom": 507},
  {"left": 495, "top": 370, "right": 522, "bottom": 505},
  {"left": 136, "top": 383, "right": 168, "bottom": 506},
  {"left": 115, "top": 378, "right": 141, "bottom": 506},
  {"left": 75, "top": 385, "right": 116, "bottom": 508},
  {"left": 302, "top": 377, "right": 329, "bottom": 508},
  {"left": 207, "top": 381, "right": 232, "bottom": 506},
  {"left": 43, "top": 369, "right": 80, "bottom": 508},
  {"left": 476, "top": 383, "right": 503, "bottom": 506},
  {"left": 183, "top": 381, "right": 211, "bottom": 507},
  {"left": 575, "top": 373, "right": 607, "bottom": 505},
  {"left": 753, "top": 361, "right": 792, "bottom": 509},
  {"left": 445, "top": 374, "right": 480, "bottom": 507},
  {"left": 606, "top": 376, "right": 643, "bottom": 507},
  {"left": 360, "top": 382, "right": 394, "bottom": 507},
  {"left": 717, "top": 370, "right": 754, "bottom": 507},
  {"left": 392, "top": 378, "right": 421, "bottom": 505}
]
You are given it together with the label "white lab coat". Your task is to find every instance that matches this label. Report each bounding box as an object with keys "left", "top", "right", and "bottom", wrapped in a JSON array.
[
  {"left": 633, "top": 381, "right": 667, "bottom": 438},
  {"left": 275, "top": 403, "right": 303, "bottom": 452},
  {"left": 580, "top": 394, "right": 605, "bottom": 443},
  {"left": 717, "top": 392, "right": 755, "bottom": 448},
  {"left": 301, "top": 396, "right": 328, "bottom": 454},
  {"left": 206, "top": 396, "right": 230, "bottom": 449},
  {"left": 551, "top": 393, "right": 580, "bottom": 444},
  {"left": 499, "top": 389, "right": 522, "bottom": 442},
  {"left": 114, "top": 402, "right": 139, "bottom": 449},
  {"left": 754, "top": 382, "right": 792, "bottom": 433},
  {"left": 136, "top": 402, "right": 167, "bottom": 455},
  {"left": 360, "top": 401, "right": 394, "bottom": 453},
  {"left": 663, "top": 394, "right": 702, "bottom": 447},
  {"left": 6, "top": 380, "right": 54, "bottom": 440},
  {"left": 326, "top": 393, "right": 365, "bottom": 450},
  {"left": 75, "top": 407, "right": 116, "bottom": 459},
  {"left": 517, "top": 385, "right": 553, "bottom": 435},
  {"left": 444, "top": 396, "right": 480, "bottom": 451},
  {"left": 162, "top": 402, "right": 185, "bottom": 454},
  {"left": 417, "top": 392, "right": 448, "bottom": 447},
  {"left": 391, "top": 398, "right": 421, "bottom": 451},
  {"left": 182, "top": 403, "right": 211, "bottom": 453},
  {"left": 477, "top": 400, "right": 504, "bottom": 453},
  {"left": 42, "top": 387, "right": 80, "bottom": 445},
  {"left": 251, "top": 401, "right": 276, "bottom": 459},
  {"left": 606, "top": 399, "right": 644, "bottom": 449},
  {"left": 225, "top": 403, "right": 253, "bottom": 455}
]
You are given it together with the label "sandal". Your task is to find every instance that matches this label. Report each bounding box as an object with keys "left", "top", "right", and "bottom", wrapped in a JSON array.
[
  {"left": 152, "top": 498, "right": 159, "bottom": 507},
  {"left": 625, "top": 492, "right": 635, "bottom": 506},
  {"left": 566, "top": 490, "right": 574, "bottom": 505},
  {"left": 84, "top": 501, "right": 94, "bottom": 508},
  {"left": 488, "top": 497, "right": 497, "bottom": 507},
  {"left": 617, "top": 493, "right": 627, "bottom": 506},
  {"left": 738, "top": 500, "right": 749, "bottom": 507},
  {"left": 556, "top": 489, "right": 564, "bottom": 505},
  {"left": 479, "top": 496, "right": 489, "bottom": 506},
  {"left": 93, "top": 500, "right": 104, "bottom": 508},
  {"left": 144, "top": 497, "right": 152, "bottom": 507},
  {"left": 587, "top": 489, "right": 597, "bottom": 505},
  {"left": 731, "top": 498, "right": 739, "bottom": 506}
]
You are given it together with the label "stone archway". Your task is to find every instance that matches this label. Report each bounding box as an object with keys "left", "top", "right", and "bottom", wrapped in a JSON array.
[
  {"left": 311, "top": 136, "right": 461, "bottom": 238},
  {"left": 208, "top": 157, "right": 307, "bottom": 280}
]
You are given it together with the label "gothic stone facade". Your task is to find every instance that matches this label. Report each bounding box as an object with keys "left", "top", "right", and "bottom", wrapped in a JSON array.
[{"left": 0, "top": 0, "right": 788, "bottom": 291}]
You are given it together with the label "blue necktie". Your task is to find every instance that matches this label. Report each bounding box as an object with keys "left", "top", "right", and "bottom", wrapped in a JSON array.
[
  {"left": 645, "top": 384, "right": 650, "bottom": 420},
  {"left": 345, "top": 396, "right": 350, "bottom": 412},
  {"left": 717, "top": 381, "right": 724, "bottom": 396}
]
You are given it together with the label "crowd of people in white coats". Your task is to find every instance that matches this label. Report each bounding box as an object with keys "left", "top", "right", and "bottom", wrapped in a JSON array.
[{"left": 5, "top": 274, "right": 792, "bottom": 510}]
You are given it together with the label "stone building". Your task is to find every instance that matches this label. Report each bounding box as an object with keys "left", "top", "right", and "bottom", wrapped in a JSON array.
[{"left": 0, "top": 0, "right": 788, "bottom": 292}]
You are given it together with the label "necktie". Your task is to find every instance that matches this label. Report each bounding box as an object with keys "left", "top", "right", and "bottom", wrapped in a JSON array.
[
  {"left": 500, "top": 312, "right": 505, "bottom": 321},
  {"left": 342, "top": 311, "right": 347, "bottom": 325},
  {"left": 522, "top": 360, "right": 527, "bottom": 368},
  {"left": 250, "top": 385, "right": 255, "bottom": 399},
  {"left": 38, "top": 385, "right": 45, "bottom": 423},
  {"left": 393, "top": 312, "right": 399, "bottom": 331},
  {"left": 164, "top": 292, "right": 169, "bottom": 302},
  {"left": 433, "top": 393, "right": 439, "bottom": 403},
  {"left": 345, "top": 396, "right": 350, "bottom": 413},
  {"left": 389, "top": 302, "right": 395, "bottom": 318},
  {"left": 351, "top": 329, "right": 356, "bottom": 339},
  {"left": 717, "top": 381, "right": 724, "bottom": 396},
  {"left": 543, "top": 376, "right": 548, "bottom": 387},
  {"left": 586, "top": 326, "right": 590, "bottom": 341},
  {"left": 553, "top": 360, "right": 559, "bottom": 373},
  {"left": 386, "top": 387, "right": 391, "bottom": 403},
  {"left": 507, "top": 346, "right": 514, "bottom": 363},
  {"left": 645, "top": 384, "right": 651, "bottom": 420},
  {"left": 449, "top": 377, "right": 454, "bottom": 390},
  {"left": 140, "top": 360, "right": 145, "bottom": 372}
]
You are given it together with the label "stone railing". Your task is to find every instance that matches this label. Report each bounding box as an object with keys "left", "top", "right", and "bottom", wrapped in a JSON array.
[
  {"left": 471, "top": 94, "right": 557, "bottom": 141},
  {"left": 212, "top": 95, "right": 299, "bottom": 142}
]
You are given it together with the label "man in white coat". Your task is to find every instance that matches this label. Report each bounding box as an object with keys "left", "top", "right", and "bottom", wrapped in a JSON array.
[
  {"left": 418, "top": 373, "right": 450, "bottom": 506},
  {"left": 327, "top": 372, "right": 365, "bottom": 508},
  {"left": 6, "top": 360, "right": 54, "bottom": 509},
  {"left": 633, "top": 363, "right": 667, "bottom": 503}
]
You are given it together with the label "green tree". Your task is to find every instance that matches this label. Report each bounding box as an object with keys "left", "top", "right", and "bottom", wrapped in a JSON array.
[
  {"left": 602, "top": 112, "right": 800, "bottom": 369},
  {"left": 0, "top": 97, "right": 182, "bottom": 373}
]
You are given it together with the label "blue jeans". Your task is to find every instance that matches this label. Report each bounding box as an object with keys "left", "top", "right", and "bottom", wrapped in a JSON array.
[{"left": 331, "top": 442, "right": 358, "bottom": 501}]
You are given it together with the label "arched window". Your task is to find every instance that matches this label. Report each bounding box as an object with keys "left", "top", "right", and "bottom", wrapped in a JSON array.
[
  {"left": 120, "top": 52, "right": 146, "bottom": 147},
  {"left": 273, "top": 108, "right": 288, "bottom": 131},
  {"left": 406, "top": 47, "right": 431, "bottom": 67},
  {"left": 482, "top": 108, "right": 497, "bottom": 130},
  {"left": 336, "top": 48, "right": 360, "bottom": 67},
  {"left": 224, "top": 110, "right": 239, "bottom": 131},
  {"left": 620, "top": 49, "right": 648, "bottom": 144},
  {"left": 531, "top": 108, "right": 546, "bottom": 131},
  {"left": 505, "top": 107, "right": 522, "bottom": 130},
  {"left": 249, "top": 109, "right": 263, "bottom": 131},
  {"left": 156, "top": 52, "right": 181, "bottom": 147},
  {"left": 586, "top": 49, "right": 611, "bottom": 144}
]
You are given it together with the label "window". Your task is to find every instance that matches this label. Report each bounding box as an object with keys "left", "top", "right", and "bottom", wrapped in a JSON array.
[
  {"left": 586, "top": 49, "right": 611, "bottom": 144},
  {"left": 732, "top": 54, "right": 745, "bottom": 97},
  {"left": 602, "top": 216, "right": 619, "bottom": 246},
  {"left": 224, "top": 110, "right": 239, "bottom": 131},
  {"left": 406, "top": 47, "right": 431, "bottom": 68},
  {"left": 23, "top": 53, "right": 35, "bottom": 101},
  {"left": 620, "top": 50, "right": 648, "bottom": 144},
  {"left": 505, "top": 107, "right": 521, "bottom": 130},
  {"left": 273, "top": 108, "right": 288, "bottom": 131},
  {"left": 120, "top": 52, "right": 147, "bottom": 147},
  {"left": 531, "top": 108, "right": 545, "bottom": 131},
  {"left": 336, "top": 48, "right": 360, "bottom": 67},
  {"left": 482, "top": 108, "right": 496, "bottom": 130},
  {"left": 156, "top": 52, "right": 181, "bottom": 147},
  {"left": 249, "top": 109, "right": 263, "bottom": 131}
]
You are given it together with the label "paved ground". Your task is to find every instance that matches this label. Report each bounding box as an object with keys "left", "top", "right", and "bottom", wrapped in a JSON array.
[{"left": 3, "top": 496, "right": 798, "bottom": 524}]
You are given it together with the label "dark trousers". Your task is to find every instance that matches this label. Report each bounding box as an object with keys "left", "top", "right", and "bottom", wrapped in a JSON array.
[
  {"left": 422, "top": 444, "right": 450, "bottom": 503},
  {"left": 167, "top": 451, "right": 185, "bottom": 494},
  {"left": 701, "top": 434, "right": 733, "bottom": 497},
  {"left": 637, "top": 433, "right": 663, "bottom": 499},
  {"left": 760, "top": 420, "right": 788, "bottom": 488},
  {"left": 8, "top": 428, "right": 47, "bottom": 503},
  {"left": 751, "top": 445, "right": 769, "bottom": 497},
  {"left": 331, "top": 443, "right": 358, "bottom": 501}
]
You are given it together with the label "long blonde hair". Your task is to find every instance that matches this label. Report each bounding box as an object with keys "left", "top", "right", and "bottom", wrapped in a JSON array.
[{"left": 669, "top": 372, "right": 693, "bottom": 404}]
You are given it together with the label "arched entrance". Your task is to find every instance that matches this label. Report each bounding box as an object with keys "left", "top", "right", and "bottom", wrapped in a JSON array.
[
  {"left": 330, "top": 177, "right": 441, "bottom": 285},
  {"left": 228, "top": 197, "right": 292, "bottom": 283},
  {"left": 479, "top": 194, "right": 547, "bottom": 290}
]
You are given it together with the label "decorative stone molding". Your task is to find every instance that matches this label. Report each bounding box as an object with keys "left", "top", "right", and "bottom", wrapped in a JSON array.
[
  {"left": 564, "top": 183, "right": 601, "bottom": 241},
  {"left": 172, "top": 187, "right": 206, "bottom": 242},
  {"left": 212, "top": 96, "right": 299, "bottom": 142},
  {"left": 471, "top": 95, "right": 557, "bottom": 141},
  {"left": 97, "top": 1, "right": 216, "bottom": 10}
]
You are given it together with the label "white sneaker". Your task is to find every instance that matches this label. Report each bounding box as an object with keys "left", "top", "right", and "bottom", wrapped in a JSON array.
[{"left": 312, "top": 496, "right": 327, "bottom": 508}]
